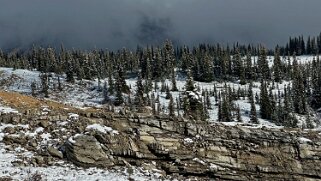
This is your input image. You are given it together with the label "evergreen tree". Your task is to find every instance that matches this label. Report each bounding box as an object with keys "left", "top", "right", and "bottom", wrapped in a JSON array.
[
  {"left": 206, "top": 90, "right": 212, "bottom": 109},
  {"left": 57, "top": 76, "right": 63, "bottom": 91},
  {"left": 260, "top": 80, "right": 272, "bottom": 119},
  {"left": 233, "top": 48, "right": 242, "bottom": 78},
  {"left": 108, "top": 73, "right": 114, "bottom": 95},
  {"left": 258, "top": 46, "right": 270, "bottom": 79},
  {"left": 151, "top": 93, "right": 156, "bottom": 115},
  {"left": 236, "top": 105, "right": 242, "bottom": 122},
  {"left": 180, "top": 46, "right": 192, "bottom": 72},
  {"left": 168, "top": 93, "right": 175, "bottom": 117},
  {"left": 239, "top": 61, "right": 246, "bottom": 85},
  {"left": 114, "top": 71, "right": 125, "bottom": 106},
  {"left": 171, "top": 68, "right": 178, "bottom": 91},
  {"left": 185, "top": 69, "right": 195, "bottom": 91},
  {"left": 66, "top": 59, "right": 75, "bottom": 83},
  {"left": 249, "top": 84, "right": 258, "bottom": 124},
  {"left": 114, "top": 83, "right": 124, "bottom": 106},
  {"left": 135, "top": 73, "right": 145, "bottom": 107},
  {"left": 292, "top": 57, "right": 307, "bottom": 114},
  {"left": 183, "top": 95, "right": 190, "bottom": 118},
  {"left": 31, "top": 82, "right": 37, "bottom": 97},
  {"left": 116, "top": 66, "right": 129, "bottom": 93},
  {"left": 154, "top": 79, "right": 159, "bottom": 92},
  {"left": 163, "top": 40, "right": 176, "bottom": 76},
  {"left": 273, "top": 46, "right": 282, "bottom": 82},
  {"left": 102, "top": 81, "right": 109, "bottom": 103},
  {"left": 311, "top": 56, "right": 321, "bottom": 109},
  {"left": 219, "top": 93, "right": 232, "bottom": 122},
  {"left": 245, "top": 52, "right": 253, "bottom": 80},
  {"left": 40, "top": 73, "right": 49, "bottom": 98},
  {"left": 165, "top": 86, "right": 171, "bottom": 99},
  {"left": 201, "top": 53, "right": 214, "bottom": 82}
]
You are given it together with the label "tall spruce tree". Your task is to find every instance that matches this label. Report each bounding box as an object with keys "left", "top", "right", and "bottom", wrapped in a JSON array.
[
  {"left": 292, "top": 57, "right": 307, "bottom": 114},
  {"left": 168, "top": 93, "right": 175, "bottom": 117},
  {"left": 249, "top": 83, "right": 258, "bottom": 124},
  {"left": 273, "top": 47, "right": 282, "bottom": 82},
  {"left": 135, "top": 73, "right": 145, "bottom": 107},
  {"left": 185, "top": 69, "right": 195, "bottom": 91},
  {"left": 258, "top": 46, "right": 270, "bottom": 79},
  {"left": 260, "top": 80, "right": 272, "bottom": 120}
]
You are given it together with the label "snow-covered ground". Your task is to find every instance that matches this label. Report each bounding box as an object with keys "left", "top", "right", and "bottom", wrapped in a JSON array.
[
  {"left": 0, "top": 104, "right": 19, "bottom": 114},
  {"left": 0, "top": 145, "right": 160, "bottom": 181}
]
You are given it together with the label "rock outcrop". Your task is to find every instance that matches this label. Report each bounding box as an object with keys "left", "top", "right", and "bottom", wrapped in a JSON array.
[
  {"left": 1, "top": 110, "right": 321, "bottom": 180},
  {"left": 61, "top": 114, "right": 321, "bottom": 180},
  {"left": 64, "top": 134, "right": 114, "bottom": 168}
]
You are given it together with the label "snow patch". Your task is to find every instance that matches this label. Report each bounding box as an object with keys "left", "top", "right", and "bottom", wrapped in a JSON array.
[
  {"left": 0, "top": 104, "right": 19, "bottom": 114},
  {"left": 193, "top": 158, "right": 206, "bottom": 165},
  {"left": 68, "top": 113, "right": 79, "bottom": 120},
  {"left": 85, "top": 124, "right": 119, "bottom": 135},
  {"left": 209, "top": 163, "right": 220, "bottom": 171},
  {"left": 184, "top": 138, "right": 193, "bottom": 144},
  {"left": 68, "top": 133, "right": 83, "bottom": 144},
  {"left": 298, "top": 137, "right": 312, "bottom": 143}
]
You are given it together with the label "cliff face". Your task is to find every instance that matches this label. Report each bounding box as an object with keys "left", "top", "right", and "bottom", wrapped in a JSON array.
[
  {"left": 63, "top": 114, "right": 321, "bottom": 180},
  {"left": 1, "top": 110, "right": 321, "bottom": 180}
]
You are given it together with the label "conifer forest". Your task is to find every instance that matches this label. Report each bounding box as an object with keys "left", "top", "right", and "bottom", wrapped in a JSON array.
[{"left": 2, "top": 35, "right": 321, "bottom": 128}]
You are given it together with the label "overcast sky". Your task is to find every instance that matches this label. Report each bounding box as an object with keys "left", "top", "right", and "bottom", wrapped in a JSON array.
[{"left": 1, "top": 0, "right": 321, "bottom": 50}]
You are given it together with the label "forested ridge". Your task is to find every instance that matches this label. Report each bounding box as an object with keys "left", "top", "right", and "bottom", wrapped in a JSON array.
[{"left": 1, "top": 33, "right": 321, "bottom": 128}]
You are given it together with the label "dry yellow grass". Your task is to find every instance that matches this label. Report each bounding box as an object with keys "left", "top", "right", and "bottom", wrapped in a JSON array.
[
  {"left": 0, "top": 91, "right": 105, "bottom": 116},
  {"left": 0, "top": 91, "right": 76, "bottom": 112}
]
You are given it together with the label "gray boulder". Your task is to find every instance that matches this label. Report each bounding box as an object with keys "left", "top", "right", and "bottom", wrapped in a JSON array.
[{"left": 64, "top": 134, "right": 113, "bottom": 167}]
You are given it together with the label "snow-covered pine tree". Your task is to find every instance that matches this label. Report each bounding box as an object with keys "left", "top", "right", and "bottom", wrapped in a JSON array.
[
  {"left": 292, "top": 57, "right": 307, "bottom": 114},
  {"left": 171, "top": 68, "right": 178, "bottom": 91},
  {"left": 260, "top": 80, "right": 272, "bottom": 120},
  {"left": 135, "top": 72, "right": 145, "bottom": 107},
  {"left": 250, "top": 93, "right": 258, "bottom": 124},
  {"left": 258, "top": 46, "right": 270, "bottom": 80},
  {"left": 185, "top": 69, "right": 195, "bottom": 92},
  {"left": 168, "top": 93, "right": 175, "bottom": 117},
  {"left": 273, "top": 46, "right": 282, "bottom": 82},
  {"left": 40, "top": 73, "right": 49, "bottom": 98},
  {"left": 31, "top": 82, "right": 37, "bottom": 97},
  {"left": 108, "top": 73, "right": 114, "bottom": 95},
  {"left": 102, "top": 81, "right": 109, "bottom": 104},
  {"left": 65, "top": 52, "right": 75, "bottom": 83},
  {"left": 236, "top": 105, "right": 242, "bottom": 122},
  {"left": 245, "top": 51, "right": 253, "bottom": 80}
]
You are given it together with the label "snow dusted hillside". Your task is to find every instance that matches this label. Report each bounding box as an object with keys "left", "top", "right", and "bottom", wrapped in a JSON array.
[
  {"left": 0, "top": 55, "right": 320, "bottom": 130},
  {"left": 0, "top": 56, "right": 321, "bottom": 180}
]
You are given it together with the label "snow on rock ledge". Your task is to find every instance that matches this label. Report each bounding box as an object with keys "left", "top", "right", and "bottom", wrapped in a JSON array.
[
  {"left": 85, "top": 124, "right": 119, "bottom": 135},
  {"left": 0, "top": 104, "right": 19, "bottom": 114},
  {"left": 68, "top": 113, "right": 79, "bottom": 121},
  {"left": 298, "top": 137, "right": 312, "bottom": 143}
]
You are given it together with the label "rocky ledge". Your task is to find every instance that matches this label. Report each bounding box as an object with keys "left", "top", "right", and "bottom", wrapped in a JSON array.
[{"left": 1, "top": 110, "right": 321, "bottom": 180}]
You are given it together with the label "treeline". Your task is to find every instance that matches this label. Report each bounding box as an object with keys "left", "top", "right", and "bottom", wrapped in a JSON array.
[
  {"left": 0, "top": 38, "right": 320, "bottom": 127},
  {"left": 281, "top": 33, "right": 321, "bottom": 56},
  {"left": 0, "top": 40, "right": 319, "bottom": 84}
]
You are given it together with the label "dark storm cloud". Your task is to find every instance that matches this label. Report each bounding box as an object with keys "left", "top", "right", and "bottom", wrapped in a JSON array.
[
  {"left": 0, "top": 0, "right": 321, "bottom": 50},
  {"left": 136, "top": 16, "right": 172, "bottom": 45}
]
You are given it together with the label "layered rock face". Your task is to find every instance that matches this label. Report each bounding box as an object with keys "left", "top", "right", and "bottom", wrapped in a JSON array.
[
  {"left": 1, "top": 109, "right": 321, "bottom": 180},
  {"left": 62, "top": 114, "right": 321, "bottom": 180}
]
